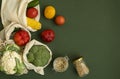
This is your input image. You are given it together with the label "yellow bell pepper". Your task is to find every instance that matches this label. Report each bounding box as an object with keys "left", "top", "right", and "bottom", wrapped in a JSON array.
[{"left": 27, "top": 17, "right": 42, "bottom": 30}]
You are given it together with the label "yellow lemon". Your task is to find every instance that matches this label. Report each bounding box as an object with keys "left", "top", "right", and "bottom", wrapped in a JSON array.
[{"left": 44, "top": 6, "right": 56, "bottom": 19}]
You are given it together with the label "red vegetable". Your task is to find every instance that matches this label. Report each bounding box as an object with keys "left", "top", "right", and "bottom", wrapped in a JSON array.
[
  {"left": 13, "top": 30, "right": 30, "bottom": 46},
  {"left": 54, "top": 15, "right": 65, "bottom": 26},
  {"left": 41, "top": 29, "right": 55, "bottom": 43},
  {"left": 26, "top": 7, "right": 38, "bottom": 18}
]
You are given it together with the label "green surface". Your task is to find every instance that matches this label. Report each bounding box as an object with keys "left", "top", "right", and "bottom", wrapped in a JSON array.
[{"left": 0, "top": 0, "right": 120, "bottom": 79}]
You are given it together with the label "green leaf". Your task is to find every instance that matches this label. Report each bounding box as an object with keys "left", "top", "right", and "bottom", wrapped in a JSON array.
[
  {"left": 13, "top": 28, "right": 21, "bottom": 33},
  {"left": 0, "top": 65, "right": 4, "bottom": 72},
  {"left": 28, "top": 0, "right": 39, "bottom": 8},
  {"left": 15, "top": 58, "right": 26, "bottom": 74},
  {"left": 5, "top": 44, "right": 20, "bottom": 52},
  {"left": 0, "top": 51, "right": 3, "bottom": 57}
]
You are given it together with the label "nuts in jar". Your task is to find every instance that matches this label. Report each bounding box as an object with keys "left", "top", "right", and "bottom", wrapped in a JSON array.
[{"left": 73, "top": 57, "right": 89, "bottom": 77}]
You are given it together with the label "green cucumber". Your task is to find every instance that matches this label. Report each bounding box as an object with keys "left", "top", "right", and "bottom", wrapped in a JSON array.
[{"left": 28, "top": 0, "right": 39, "bottom": 8}]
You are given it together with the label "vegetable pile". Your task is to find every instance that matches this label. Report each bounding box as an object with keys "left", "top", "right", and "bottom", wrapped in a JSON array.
[
  {"left": 0, "top": 0, "right": 52, "bottom": 76},
  {"left": 0, "top": 0, "right": 66, "bottom": 76},
  {"left": 40, "top": 5, "right": 66, "bottom": 43},
  {"left": 26, "top": 0, "right": 42, "bottom": 31},
  {"left": 0, "top": 0, "right": 90, "bottom": 78}
]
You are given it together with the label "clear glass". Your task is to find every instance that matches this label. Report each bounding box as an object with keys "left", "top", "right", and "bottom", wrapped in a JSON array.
[{"left": 73, "top": 57, "right": 89, "bottom": 77}]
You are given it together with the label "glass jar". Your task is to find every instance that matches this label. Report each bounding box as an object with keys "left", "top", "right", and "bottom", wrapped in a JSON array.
[{"left": 73, "top": 57, "right": 89, "bottom": 77}]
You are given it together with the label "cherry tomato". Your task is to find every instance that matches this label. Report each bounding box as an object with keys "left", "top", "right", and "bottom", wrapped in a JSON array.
[
  {"left": 13, "top": 30, "right": 30, "bottom": 46},
  {"left": 41, "top": 29, "right": 55, "bottom": 43},
  {"left": 26, "top": 7, "right": 38, "bottom": 18},
  {"left": 55, "top": 15, "right": 65, "bottom": 26},
  {"left": 44, "top": 5, "right": 56, "bottom": 19}
]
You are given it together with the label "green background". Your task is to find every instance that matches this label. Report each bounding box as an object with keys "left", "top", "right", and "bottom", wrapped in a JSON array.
[{"left": 0, "top": 0, "right": 120, "bottom": 79}]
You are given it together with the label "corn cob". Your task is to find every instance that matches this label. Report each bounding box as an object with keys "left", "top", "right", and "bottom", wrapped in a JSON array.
[{"left": 27, "top": 17, "right": 42, "bottom": 30}]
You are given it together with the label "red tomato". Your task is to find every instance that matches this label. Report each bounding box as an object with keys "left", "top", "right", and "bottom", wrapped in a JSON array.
[
  {"left": 55, "top": 15, "right": 65, "bottom": 26},
  {"left": 13, "top": 30, "right": 30, "bottom": 46},
  {"left": 41, "top": 29, "right": 55, "bottom": 43},
  {"left": 26, "top": 7, "right": 38, "bottom": 18}
]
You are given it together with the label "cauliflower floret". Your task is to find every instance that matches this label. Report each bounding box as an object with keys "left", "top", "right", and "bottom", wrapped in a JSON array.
[{"left": 1, "top": 51, "right": 22, "bottom": 74}]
